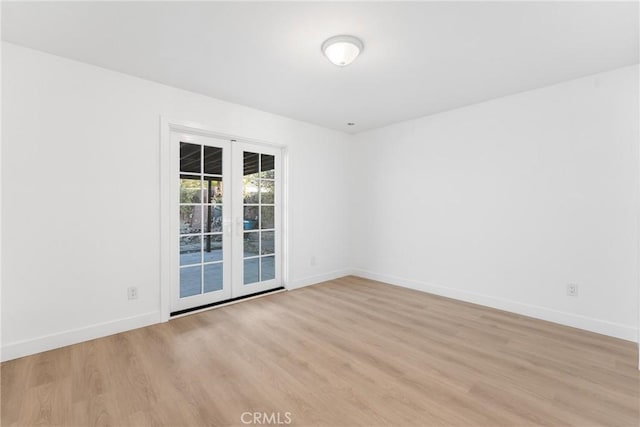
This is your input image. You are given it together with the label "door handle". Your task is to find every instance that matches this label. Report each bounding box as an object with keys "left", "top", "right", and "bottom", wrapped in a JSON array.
[
  {"left": 235, "top": 217, "right": 243, "bottom": 237},
  {"left": 223, "top": 219, "right": 232, "bottom": 236}
]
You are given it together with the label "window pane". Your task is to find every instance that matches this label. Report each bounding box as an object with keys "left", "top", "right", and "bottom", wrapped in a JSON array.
[
  {"left": 180, "top": 205, "right": 202, "bottom": 234},
  {"left": 261, "top": 231, "right": 274, "bottom": 255},
  {"left": 180, "top": 142, "right": 200, "bottom": 173},
  {"left": 204, "top": 178, "right": 223, "bottom": 204},
  {"left": 244, "top": 151, "right": 260, "bottom": 177},
  {"left": 180, "top": 266, "right": 201, "bottom": 297},
  {"left": 260, "top": 206, "right": 274, "bottom": 229},
  {"left": 204, "top": 205, "right": 222, "bottom": 233},
  {"left": 261, "top": 256, "right": 275, "bottom": 281},
  {"left": 243, "top": 206, "right": 259, "bottom": 230},
  {"left": 204, "top": 146, "right": 222, "bottom": 175},
  {"left": 180, "top": 236, "right": 201, "bottom": 266},
  {"left": 260, "top": 154, "right": 275, "bottom": 179},
  {"left": 244, "top": 258, "right": 260, "bottom": 285},
  {"left": 260, "top": 180, "right": 274, "bottom": 204},
  {"left": 203, "top": 234, "right": 223, "bottom": 263},
  {"left": 243, "top": 176, "right": 259, "bottom": 204},
  {"left": 180, "top": 175, "right": 201, "bottom": 203},
  {"left": 204, "top": 263, "right": 223, "bottom": 293},
  {"left": 244, "top": 232, "right": 259, "bottom": 257}
]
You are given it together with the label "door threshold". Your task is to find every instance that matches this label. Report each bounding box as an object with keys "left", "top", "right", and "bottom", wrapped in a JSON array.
[{"left": 170, "top": 287, "right": 286, "bottom": 318}]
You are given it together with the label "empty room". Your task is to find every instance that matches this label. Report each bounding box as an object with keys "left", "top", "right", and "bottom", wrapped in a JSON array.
[{"left": 1, "top": 1, "right": 639, "bottom": 426}]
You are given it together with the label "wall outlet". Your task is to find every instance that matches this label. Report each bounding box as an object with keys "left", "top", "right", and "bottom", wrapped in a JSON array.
[
  {"left": 128, "top": 286, "right": 138, "bottom": 300},
  {"left": 566, "top": 284, "right": 578, "bottom": 297},
  {"left": 310, "top": 256, "right": 317, "bottom": 267}
]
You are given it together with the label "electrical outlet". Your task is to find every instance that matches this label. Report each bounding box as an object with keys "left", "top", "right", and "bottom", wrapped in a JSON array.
[
  {"left": 128, "top": 286, "right": 138, "bottom": 300},
  {"left": 566, "top": 284, "right": 578, "bottom": 297},
  {"left": 310, "top": 256, "right": 317, "bottom": 267}
]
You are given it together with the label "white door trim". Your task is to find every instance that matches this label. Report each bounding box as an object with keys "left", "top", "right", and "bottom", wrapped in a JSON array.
[{"left": 160, "top": 117, "right": 290, "bottom": 322}]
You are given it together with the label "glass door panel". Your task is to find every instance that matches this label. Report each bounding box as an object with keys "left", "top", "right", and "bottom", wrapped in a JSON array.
[
  {"left": 171, "top": 134, "right": 231, "bottom": 313},
  {"left": 233, "top": 144, "right": 282, "bottom": 297}
]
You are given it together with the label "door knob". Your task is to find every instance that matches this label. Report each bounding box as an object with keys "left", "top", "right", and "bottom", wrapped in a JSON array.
[{"left": 235, "top": 217, "right": 243, "bottom": 236}]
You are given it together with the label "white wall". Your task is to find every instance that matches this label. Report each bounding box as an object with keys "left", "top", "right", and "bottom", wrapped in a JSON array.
[
  {"left": 1, "top": 42, "right": 351, "bottom": 360},
  {"left": 351, "top": 65, "right": 639, "bottom": 341},
  {"left": 0, "top": 15, "right": 4, "bottom": 363},
  {"left": 3, "top": 42, "right": 638, "bottom": 362}
]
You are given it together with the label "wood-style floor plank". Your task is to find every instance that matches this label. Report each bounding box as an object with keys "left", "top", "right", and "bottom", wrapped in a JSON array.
[{"left": 2, "top": 276, "right": 639, "bottom": 426}]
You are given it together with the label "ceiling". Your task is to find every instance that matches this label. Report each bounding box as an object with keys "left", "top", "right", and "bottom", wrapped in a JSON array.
[{"left": 2, "top": 1, "right": 638, "bottom": 133}]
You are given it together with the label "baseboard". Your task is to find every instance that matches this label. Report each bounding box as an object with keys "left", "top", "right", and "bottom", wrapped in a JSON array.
[
  {"left": 1, "top": 311, "right": 161, "bottom": 362},
  {"left": 286, "top": 268, "right": 352, "bottom": 290},
  {"left": 2, "top": 269, "right": 351, "bottom": 361},
  {"left": 4, "top": 270, "right": 634, "bottom": 361},
  {"left": 351, "top": 269, "right": 638, "bottom": 343}
]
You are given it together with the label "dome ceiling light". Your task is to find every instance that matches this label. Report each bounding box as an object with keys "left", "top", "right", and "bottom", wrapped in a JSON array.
[{"left": 321, "top": 35, "right": 364, "bottom": 67}]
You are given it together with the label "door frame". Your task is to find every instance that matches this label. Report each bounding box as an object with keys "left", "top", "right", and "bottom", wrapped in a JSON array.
[{"left": 160, "top": 117, "right": 289, "bottom": 322}]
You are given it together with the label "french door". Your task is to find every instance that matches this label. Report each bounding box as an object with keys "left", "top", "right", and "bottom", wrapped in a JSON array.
[
  {"left": 171, "top": 132, "right": 282, "bottom": 313},
  {"left": 231, "top": 143, "right": 282, "bottom": 298}
]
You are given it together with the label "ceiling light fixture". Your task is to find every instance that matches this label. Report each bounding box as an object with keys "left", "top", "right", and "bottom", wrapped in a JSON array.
[{"left": 322, "top": 35, "right": 364, "bottom": 67}]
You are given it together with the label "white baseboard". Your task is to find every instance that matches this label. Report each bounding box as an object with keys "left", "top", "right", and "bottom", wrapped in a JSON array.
[
  {"left": 351, "top": 269, "right": 638, "bottom": 343},
  {"left": 4, "top": 270, "right": 635, "bottom": 362},
  {"left": 2, "top": 268, "right": 351, "bottom": 362},
  {"left": 286, "top": 268, "right": 351, "bottom": 290},
  {"left": 1, "top": 311, "right": 161, "bottom": 362}
]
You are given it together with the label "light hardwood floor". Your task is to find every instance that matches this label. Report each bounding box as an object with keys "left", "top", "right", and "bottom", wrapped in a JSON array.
[{"left": 2, "top": 276, "right": 639, "bottom": 426}]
